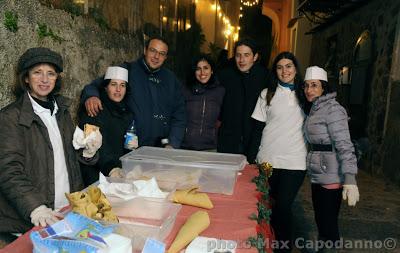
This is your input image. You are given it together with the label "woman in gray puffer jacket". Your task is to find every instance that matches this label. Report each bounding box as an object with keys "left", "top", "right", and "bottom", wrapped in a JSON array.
[{"left": 302, "top": 66, "right": 359, "bottom": 252}]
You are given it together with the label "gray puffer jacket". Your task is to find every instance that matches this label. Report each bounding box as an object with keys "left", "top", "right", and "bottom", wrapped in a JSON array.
[{"left": 304, "top": 92, "right": 358, "bottom": 185}]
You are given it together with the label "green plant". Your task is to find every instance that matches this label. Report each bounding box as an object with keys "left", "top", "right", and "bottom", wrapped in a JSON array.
[
  {"left": 4, "top": 11, "right": 18, "bottom": 32},
  {"left": 89, "top": 8, "right": 109, "bottom": 30},
  {"left": 37, "top": 23, "right": 64, "bottom": 43},
  {"left": 247, "top": 163, "right": 274, "bottom": 253}
]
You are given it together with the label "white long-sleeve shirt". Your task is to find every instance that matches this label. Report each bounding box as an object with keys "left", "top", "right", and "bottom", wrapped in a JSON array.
[
  {"left": 251, "top": 86, "right": 307, "bottom": 170},
  {"left": 28, "top": 93, "right": 70, "bottom": 209}
]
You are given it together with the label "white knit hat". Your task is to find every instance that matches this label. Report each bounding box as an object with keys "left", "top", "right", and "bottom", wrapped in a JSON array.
[
  {"left": 104, "top": 66, "right": 128, "bottom": 82},
  {"left": 304, "top": 66, "right": 328, "bottom": 81}
]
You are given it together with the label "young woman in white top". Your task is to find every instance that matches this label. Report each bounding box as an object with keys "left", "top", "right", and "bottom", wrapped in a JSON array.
[{"left": 252, "top": 51, "right": 307, "bottom": 253}]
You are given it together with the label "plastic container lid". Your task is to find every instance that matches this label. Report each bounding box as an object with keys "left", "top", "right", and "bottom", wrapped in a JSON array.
[{"left": 120, "top": 146, "right": 247, "bottom": 171}]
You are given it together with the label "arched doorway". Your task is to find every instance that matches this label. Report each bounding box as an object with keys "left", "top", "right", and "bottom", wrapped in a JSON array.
[
  {"left": 240, "top": 4, "right": 273, "bottom": 67},
  {"left": 349, "top": 30, "right": 373, "bottom": 139},
  {"left": 262, "top": 6, "right": 280, "bottom": 65}
]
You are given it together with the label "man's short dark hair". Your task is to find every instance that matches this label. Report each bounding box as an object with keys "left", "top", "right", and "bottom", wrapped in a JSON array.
[
  {"left": 145, "top": 35, "right": 169, "bottom": 49},
  {"left": 234, "top": 38, "right": 258, "bottom": 56}
]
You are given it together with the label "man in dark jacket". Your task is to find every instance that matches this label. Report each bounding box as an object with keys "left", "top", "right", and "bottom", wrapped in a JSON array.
[
  {"left": 82, "top": 36, "right": 186, "bottom": 148},
  {"left": 217, "top": 38, "right": 270, "bottom": 163}
]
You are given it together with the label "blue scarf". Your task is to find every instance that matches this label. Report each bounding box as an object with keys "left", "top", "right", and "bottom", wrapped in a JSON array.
[{"left": 279, "top": 80, "right": 295, "bottom": 91}]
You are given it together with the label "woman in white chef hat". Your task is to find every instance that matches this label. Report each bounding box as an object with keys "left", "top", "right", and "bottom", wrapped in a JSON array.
[
  {"left": 77, "top": 66, "right": 134, "bottom": 186},
  {"left": 302, "top": 66, "right": 359, "bottom": 252}
]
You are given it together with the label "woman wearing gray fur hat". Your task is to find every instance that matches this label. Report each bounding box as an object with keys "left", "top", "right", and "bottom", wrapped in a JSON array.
[{"left": 0, "top": 47, "right": 84, "bottom": 238}]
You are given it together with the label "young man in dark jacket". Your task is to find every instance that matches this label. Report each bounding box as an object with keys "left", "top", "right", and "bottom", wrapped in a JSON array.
[
  {"left": 217, "top": 38, "right": 270, "bottom": 163},
  {"left": 82, "top": 36, "right": 186, "bottom": 148}
]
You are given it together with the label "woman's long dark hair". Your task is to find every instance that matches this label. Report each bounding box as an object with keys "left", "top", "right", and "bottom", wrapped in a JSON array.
[
  {"left": 185, "top": 54, "right": 217, "bottom": 89},
  {"left": 266, "top": 51, "right": 305, "bottom": 106}
]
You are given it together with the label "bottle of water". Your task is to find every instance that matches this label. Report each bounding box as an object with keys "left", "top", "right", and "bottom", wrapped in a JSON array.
[{"left": 124, "top": 120, "right": 138, "bottom": 150}]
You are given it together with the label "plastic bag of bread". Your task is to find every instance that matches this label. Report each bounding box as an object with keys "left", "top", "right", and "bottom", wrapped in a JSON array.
[{"left": 66, "top": 186, "right": 118, "bottom": 223}]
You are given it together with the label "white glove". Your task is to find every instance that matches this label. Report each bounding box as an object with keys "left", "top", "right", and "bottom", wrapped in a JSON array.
[
  {"left": 72, "top": 126, "right": 85, "bottom": 150},
  {"left": 342, "top": 185, "right": 360, "bottom": 206},
  {"left": 72, "top": 127, "right": 103, "bottom": 158},
  {"left": 83, "top": 130, "right": 102, "bottom": 158},
  {"left": 109, "top": 167, "right": 124, "bottom": 178},
  {"left": 30, "top": 205, "right": 61, "bottom": 227}
]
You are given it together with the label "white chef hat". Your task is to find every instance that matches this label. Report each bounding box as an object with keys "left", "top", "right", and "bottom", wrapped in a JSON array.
[
  {"left": 304, "top": 66, "right": 328, "bottom": 82},
  {"left": 104, "top": 66, "right": 128, "bottom": 82}
]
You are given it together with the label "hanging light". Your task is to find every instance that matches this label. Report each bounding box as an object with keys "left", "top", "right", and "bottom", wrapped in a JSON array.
[{"left": 240, "top": 0, "right": 259, "bottom": 7}]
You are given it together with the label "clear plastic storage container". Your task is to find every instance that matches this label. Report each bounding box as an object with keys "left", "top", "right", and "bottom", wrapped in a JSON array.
[
  {"left": 120, "top": 146, "right": 247, "bottom": 195},
  {"left": 111, "top": 197, "right": 181, "bottom": 252}
]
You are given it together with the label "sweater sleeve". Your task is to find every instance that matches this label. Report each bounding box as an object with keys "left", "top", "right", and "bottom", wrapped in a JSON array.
[
  {"left": 246, "top": 118, "right": 265, "bottom": 164},
  {"left": 251, "top": 88, "right": 268, "bottom": 122},
  {"left": 80, "top": 77, "right": 103, "bottom": 104},
  {"left": 168, "top": 77, "right": 187, "bottom": 148},
  {"left": 326, "top": 103, "right": 358, "bottom": 184}
]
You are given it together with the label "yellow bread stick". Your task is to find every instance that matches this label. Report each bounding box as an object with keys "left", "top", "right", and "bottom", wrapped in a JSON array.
[
  {"left": 172, "top": 187, "right": 214, "bottom": 209},
  {"left": 167, "top": 211, "right": 210, "bottom": 253}
]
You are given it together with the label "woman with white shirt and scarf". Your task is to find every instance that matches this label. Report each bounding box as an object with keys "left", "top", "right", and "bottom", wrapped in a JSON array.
[
  {"left": 251, "top": 51, "right": 307, "bottom": 253},
  {"left": 0, "top": 48, "right": 84, "bottom": 240}
]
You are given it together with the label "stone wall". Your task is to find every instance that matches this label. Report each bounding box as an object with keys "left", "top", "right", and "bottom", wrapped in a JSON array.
[
  {"left": 0, "top": 0, "right": 141, "bottom": 117},
  {"left": 308, "top": 0, "right": 400, "bottom": 185},
  {"left": 98, "top": 0, "right": 143, "bottom": 32},
  {"left": 382, "top": 13, "right": 400, "bottom": 186}
]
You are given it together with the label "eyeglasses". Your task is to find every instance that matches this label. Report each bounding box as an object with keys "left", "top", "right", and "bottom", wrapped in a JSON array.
[
  {"left": 148, "top": 47, "right": 167, "bottom": 58},
  {"left": 31, "top": 71, "right": 58, "bottom": 81},
  {"left": 303, "top": 83, "right": 321, "bottom": 90}
]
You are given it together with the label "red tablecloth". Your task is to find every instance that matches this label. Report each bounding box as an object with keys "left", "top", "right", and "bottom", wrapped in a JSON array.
[
  {"left": 0, "top": 165, "right": 259, "bottom": 253},
  {"left": 165, "top": 165, "right": 259, "bottom": 253}
]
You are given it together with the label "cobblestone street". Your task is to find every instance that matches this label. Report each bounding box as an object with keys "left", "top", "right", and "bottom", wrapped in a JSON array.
[{"left": 293, "top": 169, "right": 400, "bottom": 253}]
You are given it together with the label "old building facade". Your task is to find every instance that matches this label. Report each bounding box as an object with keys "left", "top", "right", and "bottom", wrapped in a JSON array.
[{"left": 295, "top": 0, "right": 400, "bottom": 185}]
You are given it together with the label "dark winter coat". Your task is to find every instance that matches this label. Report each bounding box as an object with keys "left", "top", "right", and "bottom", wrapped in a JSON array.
[
  {"left": 81, "top": 57, "right": 186, "bottom": 148},
  {"left": 217, "top": 63, "right": 270, "bottom": 162},
  {"left": 181, "top": 78, "right": 225, "bottom": 150},
  {"left": 0, "top": 93, "right": 84, "bottom": 233},
  {"left": 304, "top": 92, "right": 358, "bottom": 185},
  {"left": 78, "top": 90, "right": 134, "bottom": 186}
]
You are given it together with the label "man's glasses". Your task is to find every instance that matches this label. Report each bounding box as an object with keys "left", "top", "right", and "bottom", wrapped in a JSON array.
[{"left": 148, "top": 47, "right": 167, "bottom": 58}]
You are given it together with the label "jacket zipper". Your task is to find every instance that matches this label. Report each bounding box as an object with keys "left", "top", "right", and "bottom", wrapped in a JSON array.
[{"left": 200, "top": 98, "right": 205, "bottom": 135}]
